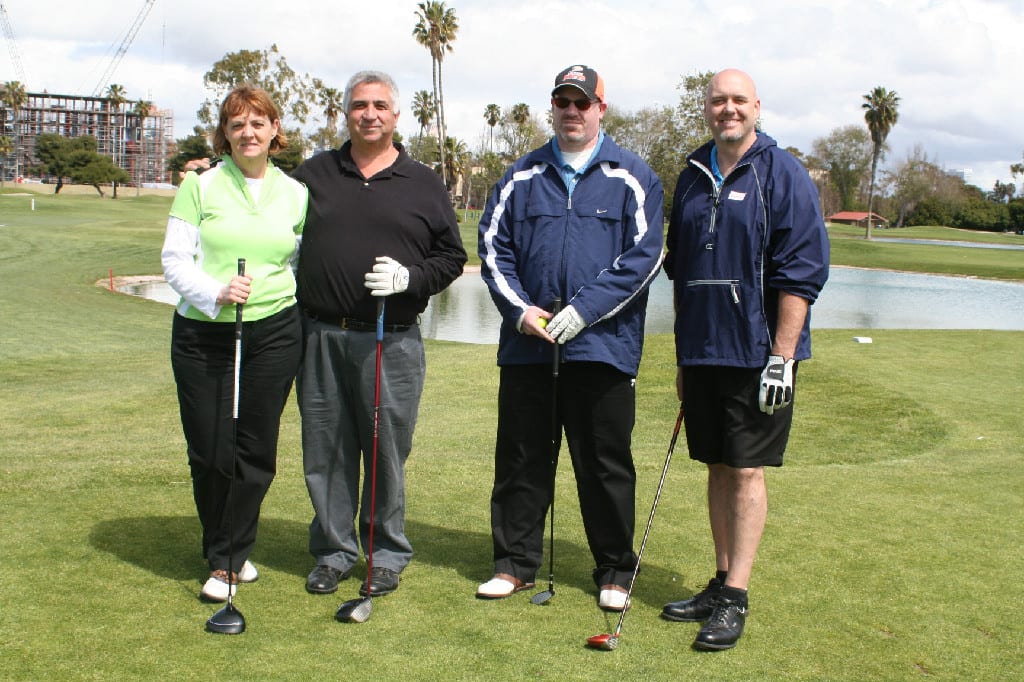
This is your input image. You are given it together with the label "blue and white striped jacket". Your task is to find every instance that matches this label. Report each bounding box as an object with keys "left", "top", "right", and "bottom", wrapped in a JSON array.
[{"left": 478, "top": 136, "right": 664, "bottom": 376}]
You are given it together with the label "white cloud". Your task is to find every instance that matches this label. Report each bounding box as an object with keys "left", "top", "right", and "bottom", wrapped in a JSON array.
[{"left": 3, "top": 0, "right": 1022, "bottom": 191}]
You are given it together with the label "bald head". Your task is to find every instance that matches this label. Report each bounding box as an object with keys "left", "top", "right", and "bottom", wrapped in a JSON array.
[{"left": 704, "top": 69, "right": 760, "bottom": 149}]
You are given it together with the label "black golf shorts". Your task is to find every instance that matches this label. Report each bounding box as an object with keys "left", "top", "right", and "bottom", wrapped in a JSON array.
[{"left": 680, "top": 364, "right": 798, "bottom": 468}]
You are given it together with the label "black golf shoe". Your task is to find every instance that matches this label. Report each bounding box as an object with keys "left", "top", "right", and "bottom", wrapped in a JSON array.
[
  {"left": 359, "top": 567, "right": 400, "bottom": 597},
  {"left": 306, "top": 565, "right": 351, "bottom": 594},
  {"left": 661, "top": 577, "right": 722, "bottom": 622},
  {"left": 692, "top": 595, "right": 748, "bottom": 651}
]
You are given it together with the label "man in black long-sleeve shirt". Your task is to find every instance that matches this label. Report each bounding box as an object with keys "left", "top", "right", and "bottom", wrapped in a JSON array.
[{"left": 293, "top": 69, "right": 466, "bottom": 600}]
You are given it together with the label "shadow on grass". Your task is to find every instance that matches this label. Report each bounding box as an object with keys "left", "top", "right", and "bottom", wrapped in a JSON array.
[{"left": 89, "top": 515, "right": 693, "bottom": 607}]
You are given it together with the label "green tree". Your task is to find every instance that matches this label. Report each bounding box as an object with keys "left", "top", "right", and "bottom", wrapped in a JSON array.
[
  {"left": 167, "top": 126, "right": 215, "bottom": 185},
  {"left": 442, "top": 136, "right": 469, "bottom": 198},
  {"left": 862, "top": 86, "right": 900, "bottom": 239},
  {"left": 1011, "top": 152, "right": 1024, "bottom": 195},
  {"left": 197, "top": 44, "right": 314, "bottom": 132},
  {"left": 675, "top": 70, "right": 715, "bottom": 153},
  {"left": 312, "top": 79, "right": 343, "bottom": 150},
  {"left": 603, "top": 103, "right": 688, "bottom": 216},
  {"left": 271, "top": 126, "right": 307, "bottom": 174},
  {"left": 412, "top": 90, "right": 435, "bottom": 138},
  {"left": 0, "top": 134, "right": 12, "bottom": 186},
  {"left": 34, "top": 133, "right": 127, "bottom": 196},
  {"left": 483, "top": 103, "right": 500, "bottom": 152},
  {"left": 1, "top": 80, "right": 28, "bottom": 180},
  {"left": 954, "top": 197, "right": 1009, "bottom": 232},
  {"left": 989, "top": 180, "right": 1016, "bottom": 203},
  {"left": 413, "top": 1, "right": 459, "bottom": 187},
  {"left": 132, "top": 99, "right": 153, "bottom": 194},
  {"left": 884, "top": 145, "right": 943, "bottom": 227},
  {"left": 1007, "top": 198, "right": 1024, "bottom": 233},
  {"left": 497, "top": 104, "right": 547, "bottom": 161},
  {"left": 72, "top": 153, "right": 131, "bottom": 198},
  {"left": 812, "top": 125, "right": 872, "bottom": 212}
]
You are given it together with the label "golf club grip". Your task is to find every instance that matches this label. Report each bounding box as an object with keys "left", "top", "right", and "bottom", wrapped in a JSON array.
[
  {"left": 551, "top": 297, "right": 561, "bottom": 378},
  {"left": 375, "top": 298, "right": 385, "bottom": 342},
  {"left": 235, "top": 258, "right": 246, "bottom": 324}
]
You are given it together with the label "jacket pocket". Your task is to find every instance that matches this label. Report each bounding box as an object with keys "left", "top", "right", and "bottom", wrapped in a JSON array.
[{"left": 680, "top": 279, "right": 755, "bottom": 360}]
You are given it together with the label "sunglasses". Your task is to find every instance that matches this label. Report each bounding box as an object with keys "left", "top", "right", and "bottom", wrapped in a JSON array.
[{"left": 552, "top": 96, "right": 598, "bottom": 111}]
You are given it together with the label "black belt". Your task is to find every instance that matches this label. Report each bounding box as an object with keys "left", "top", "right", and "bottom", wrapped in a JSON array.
[{"left": 307, "top": 311, "right": 413, "bottom": 333}]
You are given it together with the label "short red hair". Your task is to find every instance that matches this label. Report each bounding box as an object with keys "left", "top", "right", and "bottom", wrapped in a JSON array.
[{"left": 212, "top": 85, "right": 288, "bottom": 156}]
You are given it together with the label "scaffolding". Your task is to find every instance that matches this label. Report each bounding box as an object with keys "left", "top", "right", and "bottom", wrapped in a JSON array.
[{"left": 1, "top": 90, "right": 175, "bottom": 185}]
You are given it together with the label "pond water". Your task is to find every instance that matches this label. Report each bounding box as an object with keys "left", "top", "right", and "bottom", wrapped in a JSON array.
[{"left": 122, "top": 267, "right": 1024, "bottom": 344}]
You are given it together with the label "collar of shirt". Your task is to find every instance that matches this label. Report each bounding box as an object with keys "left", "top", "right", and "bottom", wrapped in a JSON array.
[
  {"left": 709, "top": 144, "right": 725, "bottom": 188},
  {"left": 552, "top": 131, "right": 605, "bottom": 196}
]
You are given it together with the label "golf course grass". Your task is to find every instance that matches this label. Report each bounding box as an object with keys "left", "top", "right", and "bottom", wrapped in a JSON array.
[{"left": 1, "top": 187, "right": 1022, "bottom": 680}]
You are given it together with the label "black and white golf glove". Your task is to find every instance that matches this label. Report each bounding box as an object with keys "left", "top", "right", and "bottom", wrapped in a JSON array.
[{"left": 758, "top": 354, "right": 794, "bottom": 415}]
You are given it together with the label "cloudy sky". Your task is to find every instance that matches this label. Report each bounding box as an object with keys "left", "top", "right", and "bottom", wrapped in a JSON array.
[{"left": 3, "top": 0, "right": 1022, "bottom": 192}]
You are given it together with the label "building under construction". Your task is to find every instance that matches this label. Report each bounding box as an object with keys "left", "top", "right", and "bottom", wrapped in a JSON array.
[{"left": 2, "top": 91, "right": 175, "bottom": 186}]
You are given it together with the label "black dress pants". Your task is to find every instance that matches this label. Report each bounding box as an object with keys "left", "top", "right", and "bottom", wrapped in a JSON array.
[
  {"left": 171, "top": 305, "right": 301, "bottom": 572},
  {"left": 490, "top": 361, "right": 638, "bottom": 588}
]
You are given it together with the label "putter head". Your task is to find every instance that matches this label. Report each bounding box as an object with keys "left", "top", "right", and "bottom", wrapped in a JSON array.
[
  {"left": 206, "top": 603, "right": 246, "bottom": 635},
  {"left": 530, "top": 589, "right": 554, "bottom": 605},
  {"left": 336, "top": 596, "right": 372, "bottom": 623},
  {"left": 586, "top": 633, "right": 618, "bottom": 651}
]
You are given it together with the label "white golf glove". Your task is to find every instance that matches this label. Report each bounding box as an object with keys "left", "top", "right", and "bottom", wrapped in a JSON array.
[
  {"left": 758, "top": 354, "right": 794, "bottom": 415},
  {"left": 364, "top": 256, "right": 410, "bottom": 297},
  {"left": 547, "top": 305, "right": 585, "bottom": 345}
]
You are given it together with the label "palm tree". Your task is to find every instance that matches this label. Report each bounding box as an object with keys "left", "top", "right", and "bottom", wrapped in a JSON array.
[
  {"left": 442, "top": 135, "right": 468, "bottom": 195},
  {"left": 1, "top": 81, "right": 28, "bottom": 181},
  {"left": 412, "top": 90, "right": 435, "bottom": 138},
  {"left": 862, "top": 86, "right": 900, "bottom": 240},
  {"left": 413, "top": 1, "right": 459, "bottom": 187},
  {"left": 510, "top": 102, "right": 530, "bottom": 127},
  {"left": 105, "top": 84, "right": 128, "bottom": 170},
  {"left": 0, "top": 134, "right": 12, "bottom": 186},
  {"left": 133, "top": 99, "right": 152, "bottom": 195},
  {"left": 483, "top": 103, "right": 500, "bottom": 152},
  {"left": 316, "top": 82, "right": 343, "bottom": 146}
]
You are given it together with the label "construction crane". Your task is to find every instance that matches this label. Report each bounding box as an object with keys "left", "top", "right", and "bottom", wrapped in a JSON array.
[
  {"left": 0, "top": 1, "right": 28, "bottom": 83},
  {"left": 92, "top": 0, "right": 157, "bottom": 97}
]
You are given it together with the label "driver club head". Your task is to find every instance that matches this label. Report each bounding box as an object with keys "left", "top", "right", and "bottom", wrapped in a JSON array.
[
  {"left": 586, "top": 633, "right": 618, "bottom": 651},
  {"left": 336, "top": 596, "right": 373, "bottom": 623},
  {"left": 530, "top": 589, "right": 554, "bottom": 605},
  {"left": 205, "top": 603, "right": 246, "bottom": 635}
]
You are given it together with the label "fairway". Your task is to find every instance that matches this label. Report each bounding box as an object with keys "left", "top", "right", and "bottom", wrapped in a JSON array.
[{"left": 1, "top": 189, "right": 1022, "bottom": 681}]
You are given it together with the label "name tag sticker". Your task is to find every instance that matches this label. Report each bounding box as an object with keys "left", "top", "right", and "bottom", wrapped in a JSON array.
[{"left": 728, "top": 191, "right": 746, "bottom": 201}]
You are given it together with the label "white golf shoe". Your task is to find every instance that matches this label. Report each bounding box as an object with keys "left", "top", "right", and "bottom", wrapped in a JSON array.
[
  {"left": 201, "top": 570, "right": 237, "bottom": 602},
  {"left": 238, "top": 560, "right": 258, "bottom": 583},
  {"left": 599, "top": 586, "right": 631, "bottom": 612}
]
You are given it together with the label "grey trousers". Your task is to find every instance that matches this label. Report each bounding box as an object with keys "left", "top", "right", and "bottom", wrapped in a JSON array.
[{"left": 297, "top": 315, "right": 425, "bottom": 574}]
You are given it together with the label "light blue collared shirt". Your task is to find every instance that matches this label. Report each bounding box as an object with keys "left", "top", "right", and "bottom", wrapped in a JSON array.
[
  {"left": 710, "top": 144, "right": 725, "bottom": 188},
  {"left": 552, "top": 131, "right": 605, "bottom": 198}
]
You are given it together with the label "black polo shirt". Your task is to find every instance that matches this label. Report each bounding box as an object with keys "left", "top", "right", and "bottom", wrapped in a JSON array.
[{"left": 293, "top": 142, "right": 467, "bottom": 325}]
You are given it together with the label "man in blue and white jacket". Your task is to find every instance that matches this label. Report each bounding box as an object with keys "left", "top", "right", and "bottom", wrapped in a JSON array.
[
  {"left": 477, "top": 65, "right": 664, "bottom": 612},
  {"left": 661, "top": 69, "right": 829, "bottom": 651}
]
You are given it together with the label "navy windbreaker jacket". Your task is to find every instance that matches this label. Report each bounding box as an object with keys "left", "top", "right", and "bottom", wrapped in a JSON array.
[
  {"left": 665, "top": 133, "right": 830, "bottom": 368},
  {"left": 479, "top": 136, "right": 664, "bottom": 376}
]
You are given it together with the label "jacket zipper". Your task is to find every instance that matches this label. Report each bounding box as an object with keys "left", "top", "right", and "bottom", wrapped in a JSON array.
[{"left": 687, "top": 279, "right": 740, "bottom": 304}]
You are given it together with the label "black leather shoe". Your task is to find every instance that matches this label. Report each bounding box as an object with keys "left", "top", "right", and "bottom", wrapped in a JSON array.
[
  {"left": 662, "top": 578, "right": 722, "bottom": 622},
  {"left": 692, "top": 595, "right": 748, "bottom": 651},
  {"left": 359, "top": 567, "right": 400, "bottom": 596},
  {"left": 306, "top": 565, "right": 351, "bottom": 594}
]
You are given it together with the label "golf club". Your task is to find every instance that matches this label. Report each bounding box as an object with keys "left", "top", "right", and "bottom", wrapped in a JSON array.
[
  {"left": 586, "top": 405, "right": 684, "bottom": 651},
  {"left": 206, "top": 258, "right": 247, "bottom": 635},
  {"left": 336, "top": 298, "right": 386, "bottom": 624},
  {"left": 532, "top": 297, "right": 561, "bottom": 606}
]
